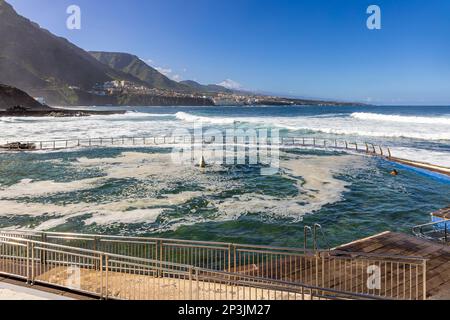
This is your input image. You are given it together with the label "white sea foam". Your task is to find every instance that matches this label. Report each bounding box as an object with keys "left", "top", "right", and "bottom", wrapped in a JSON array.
[
  {"left": 175, "top": 112, "right": 237, "bottom": 124},
  {"left": 83, "top": 208, "right": 163, "bottom": 226},
  {"left": 0, "top": 150, "right": 364, "bottom": 231},
  {"left": 1, "top": 109, "right": 449, "bottom": 146},
  {"left": 351, "top": 112, "right": 450, "bottom": 125},
  {"left": 0, "top": 178, "right": 100, "bottom": 198},
  {"left": 390, "top": 147, "right": 450, "bottom": 168},
  {"left": 212, "top": 154, "right": 362, "bottom": 221},
  {"left": 174, "top": 111, "right": 450, "bottom": 141}
]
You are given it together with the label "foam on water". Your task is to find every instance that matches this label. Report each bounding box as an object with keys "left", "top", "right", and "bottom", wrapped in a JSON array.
[
  {"left": 0, "top": 150, "right": 363, "bottom": 231},
  {"left": 0, "top": 178, "right": 100, "bottom": 198},
  {"left": 175, "top": 111, "right": 450, "bottom": 141},
  {"left": 212, "top": 154, "right": 362, "bottom": 221},
  {"left": 351, "top": 112, "right": 450, "bottom": 125},
  {"left": 390, "top": 147, "right": 450, "bottom": 168}
]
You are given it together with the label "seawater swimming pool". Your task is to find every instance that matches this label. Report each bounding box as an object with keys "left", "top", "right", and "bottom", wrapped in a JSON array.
[
  {"left": 0, "top": 105, "right": 449, "bottom": 248},
  {"left": 0, "top": 146, "right": 448, "bottom": 248}
]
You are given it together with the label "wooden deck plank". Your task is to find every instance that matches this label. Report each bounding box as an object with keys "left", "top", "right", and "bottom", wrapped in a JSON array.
[
  {"left": 335, "top": 231, "right": 450, "bottom": 299},
  {"left": 432, "top": 206, "right": 450, "bottom": 220}
]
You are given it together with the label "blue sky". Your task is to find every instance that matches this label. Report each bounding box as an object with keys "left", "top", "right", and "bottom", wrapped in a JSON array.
[{"left": 7, "top": 0, "right": 450, "bottom": 105}]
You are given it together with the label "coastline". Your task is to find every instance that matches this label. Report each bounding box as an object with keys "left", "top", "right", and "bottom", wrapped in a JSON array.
[{"left": 0, "top": 108, "right": 127, "bottom": 117}]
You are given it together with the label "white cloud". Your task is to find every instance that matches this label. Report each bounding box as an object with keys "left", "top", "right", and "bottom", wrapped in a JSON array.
[
  {"left": 139, "top": 57, "right": 183, "bottom": 82},
  {"left": 218, "top": 79, "right": 243, "bottom": 90},
  {"left": 155, "top": 67, "right": 184, "bottom": 82},
  {"left": 155, "top": 67, "right": 173, "bottom": 76},
  {"left": 171, "top": 74, "right": 182, "bottom": 82}
]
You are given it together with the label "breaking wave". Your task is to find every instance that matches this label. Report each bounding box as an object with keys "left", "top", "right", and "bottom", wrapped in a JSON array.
[{"left": 351, "top": 112, "right": 450, "bottom": 125}]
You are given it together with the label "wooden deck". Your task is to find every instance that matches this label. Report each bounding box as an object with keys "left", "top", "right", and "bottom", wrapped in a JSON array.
[
  {"left": 432, "top": 206, "right": 450, "bottom": 220},
  {"left": 335, "top": 231, "right": 450, "bottom": 299}
]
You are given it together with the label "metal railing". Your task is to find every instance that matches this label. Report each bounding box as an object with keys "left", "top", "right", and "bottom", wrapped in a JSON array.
[
  {"left": 413, "top": 220, "right": 450, "bottom": 244},
  {"left": 0, "top": 234, "right": 383, "bottom": 300},
  {"left": 0, "top": 230, "right": 427, "bottom": 300},
  {"left": 0, "top": 135, "right": 392, "bottom": 158}
]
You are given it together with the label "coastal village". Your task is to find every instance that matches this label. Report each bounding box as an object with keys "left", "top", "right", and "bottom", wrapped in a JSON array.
[{"left": 88, "top": 80, "right": 331, "bottom": 106}]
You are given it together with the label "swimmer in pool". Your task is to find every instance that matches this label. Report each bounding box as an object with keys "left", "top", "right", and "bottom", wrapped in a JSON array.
[{"left": 390, "top": 169, "right": 399, "bottom": 176}]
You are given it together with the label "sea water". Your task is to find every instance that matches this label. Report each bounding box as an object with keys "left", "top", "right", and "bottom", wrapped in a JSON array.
[{"left": 0, "top": 105, "right": 449, "bottom": 247}]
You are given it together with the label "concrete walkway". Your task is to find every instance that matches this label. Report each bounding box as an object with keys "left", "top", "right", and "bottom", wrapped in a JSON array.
[
  {"left": 0, "top": 276, "right": 95, "bottom": 300},
  {"left": 0, "top": 282, "right": 73, "bottom": 300}
]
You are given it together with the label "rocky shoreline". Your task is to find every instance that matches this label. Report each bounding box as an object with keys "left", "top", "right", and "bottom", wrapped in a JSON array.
[{"left": 0, "top": 108, "right": 126, "bottom": 117}]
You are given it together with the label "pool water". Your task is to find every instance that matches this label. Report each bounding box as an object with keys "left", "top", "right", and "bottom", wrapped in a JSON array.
[{"left": 0, "top": 146, "right": 448, "bottom": 248}]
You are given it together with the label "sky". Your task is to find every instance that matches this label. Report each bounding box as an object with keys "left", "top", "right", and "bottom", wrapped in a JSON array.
[{"left": 7, "top": 0, "right": 450, "bottom": 105}]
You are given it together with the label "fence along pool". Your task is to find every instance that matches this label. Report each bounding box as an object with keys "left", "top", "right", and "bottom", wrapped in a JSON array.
[{"left": 0, "top": 230, "right": 427, "bottom": 300}]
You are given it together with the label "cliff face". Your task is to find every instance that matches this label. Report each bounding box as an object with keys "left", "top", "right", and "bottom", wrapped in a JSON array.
[
  {"left": 0, "top": 84, "right": 50, "bottom": 110},
  {"left": 69, "top": 90, "right": 215, "bottom": 107}
]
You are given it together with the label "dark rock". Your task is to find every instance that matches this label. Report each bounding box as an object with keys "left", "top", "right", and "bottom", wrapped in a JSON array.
[{"left": 0, "top": 142, "right": 36, "bottom": 150}]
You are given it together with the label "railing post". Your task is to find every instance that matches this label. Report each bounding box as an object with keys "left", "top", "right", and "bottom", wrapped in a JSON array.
[
  {"left": 321, "top": 253, "right": 325, "bottom": 294},
  {"left": 228, "top": 244, "right": 232, "bottom": 272},
  {"left": 422, "top": 260, "right": 427, "bottom": 300},
  {"left": 99, "top": 253, "right": 104, "bottom": 299},
  {"left": 26, "top": 241, "right": 31, "bottom": 284},
  {"left": 445, "top": 222, "right": 448, "bottom": 243},
  {"left": 233, "top": 244, "right": 237, "bottom": 274},
  {"left": 189, "top": 266, "right": 193, "bottom": 300},
  {"left": 195, "top": 268, "right": 200, "bottom": 300},
  {"left": 159, "top": 240, "right": 164, "bottom": 277},
  {"left": 93, "top": 236, "right": 99, "bottom": 251},
  {"left": 105, "top": 255, "right": 109, "bottom": 300},
  {"left": 31, "top": 242, "right": 35, "bottom": 284},
  {"left": 41, "top": 233, "right": 47, "bottom": 264}
]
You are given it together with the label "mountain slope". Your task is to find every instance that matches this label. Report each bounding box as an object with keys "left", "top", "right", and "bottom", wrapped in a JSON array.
[
  {"left": 90, "top": 51, "right": 191, "bottom": 92},
  {"left": 0, "top": 1, "right": 143, "bottom": 95},
  {"left": 179, "top": 80, "right": 231, "bottom": 93}
]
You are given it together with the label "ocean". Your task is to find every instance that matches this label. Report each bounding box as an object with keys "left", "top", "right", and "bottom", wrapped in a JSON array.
[{"left": 0, "top": 105, "right": 449, "bottom": 248}]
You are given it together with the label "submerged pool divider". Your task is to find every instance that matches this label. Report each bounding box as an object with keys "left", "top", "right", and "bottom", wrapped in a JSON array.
[{"left": 1, "top": 135, "right": 449, "bottom": 180}]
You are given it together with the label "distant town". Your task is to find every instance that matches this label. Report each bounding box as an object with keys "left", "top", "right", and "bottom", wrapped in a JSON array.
[{"left": 86, "top": 80, "right": 353, "bottom": 107}]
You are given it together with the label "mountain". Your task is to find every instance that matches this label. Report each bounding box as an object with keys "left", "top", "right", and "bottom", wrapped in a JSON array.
[
  {"left": 179, "top": 80, "right": 232, "bottom": 93},
  {"left": 0, "top": 84, "right": 50, "bottom": 110},
  {"left": 90, "top": 51, "right": 236, "bottom": 94},
  {"left": 0, "top": 1, "right": 146, "bottom": 104},
  {"left": 90, "top": 51, "right": 192, "bottom": 92}
]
